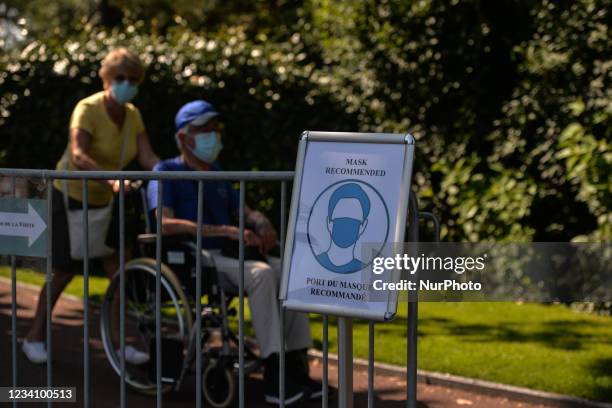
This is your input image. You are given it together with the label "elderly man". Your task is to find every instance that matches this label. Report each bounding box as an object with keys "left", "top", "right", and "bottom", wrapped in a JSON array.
[{"left": 147, "top": 100, "right": 321, "bottom": 405}]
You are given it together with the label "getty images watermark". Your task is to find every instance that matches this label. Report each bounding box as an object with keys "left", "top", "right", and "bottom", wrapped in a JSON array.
[
  {"left": 356, "top": 242, "right": 612, "bottom": 302},
  {"left": 371, "top": 252, "right": 487, "bottom": 292}
]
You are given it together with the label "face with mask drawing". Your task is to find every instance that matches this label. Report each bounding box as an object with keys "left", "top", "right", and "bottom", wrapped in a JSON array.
[{"left": 315, "top": 183, "right": 371, "bottom": 274}]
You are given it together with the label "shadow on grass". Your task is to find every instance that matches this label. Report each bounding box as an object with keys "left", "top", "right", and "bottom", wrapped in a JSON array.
[
  {"left": 435, "top": 318, "right": 607, "bottom": 351},
  {"left": 310, "top": 312, "right": 608, "bottom": 352},
  {"left": 0, "top": 298, "right": 30, "bottom": 315},
  {"left": 588, "top": 357, "right": 612, "bottom": 402}
]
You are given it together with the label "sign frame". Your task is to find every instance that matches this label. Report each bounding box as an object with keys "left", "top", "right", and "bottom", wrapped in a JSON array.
[{"left": 279, "top": 131, "right": 415, "bottom": 321}]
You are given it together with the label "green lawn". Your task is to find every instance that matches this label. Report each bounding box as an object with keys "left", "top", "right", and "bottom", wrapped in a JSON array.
[
  {"left": 310, "top": 303, "right": 612, "bottom": 402},
  {"left": 2, "top": 267, "right": 610, "bottom": 402},
  {"left": 0, "top": 267, "right": 110, "bottom": 303}
]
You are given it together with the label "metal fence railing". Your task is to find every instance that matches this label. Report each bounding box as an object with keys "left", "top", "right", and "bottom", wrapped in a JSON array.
[{"left": 1, "top": 168, "right": 432, "bottom": 408}]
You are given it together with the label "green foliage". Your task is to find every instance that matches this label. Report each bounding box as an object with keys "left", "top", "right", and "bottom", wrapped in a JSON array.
[
  {"left": 0, "top": 0, "right": 610, "bottom": 241},
  {"left": 494, "top": 0, "right": 612, "bottom": 241},
  {"left": 557, "top": 123, "right": 612, "bottom": 240},
  {"left": 0, "top": 23, "right": 355, "bottom": 217},
  {"left": 299, "top": 0, "right": 610, "bottom": 241}
]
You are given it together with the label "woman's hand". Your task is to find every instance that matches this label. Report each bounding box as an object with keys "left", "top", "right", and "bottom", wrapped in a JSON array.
[{"left": 109, "top": 179, "right": 133, "bottom": 193}]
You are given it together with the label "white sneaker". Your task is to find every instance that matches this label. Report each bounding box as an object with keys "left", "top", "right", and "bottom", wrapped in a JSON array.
[
  {"left": 117, "top": 345, "right": 149, "bottom": 365},
  {"left": 22, "top": 340, "right": 47, "bottom": 364}
]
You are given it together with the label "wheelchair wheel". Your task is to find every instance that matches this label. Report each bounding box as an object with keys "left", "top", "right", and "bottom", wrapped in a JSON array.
[
  {"left": 100, "top": 258, "right": 193, "bottom": 395},
  {"left": 202, "top": 356, "right": 235, "bottom": 408}
]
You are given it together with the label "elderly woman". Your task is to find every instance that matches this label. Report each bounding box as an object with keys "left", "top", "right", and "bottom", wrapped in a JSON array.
[{"left": 22, "top": 48, "right": 159, "bottom": 364}]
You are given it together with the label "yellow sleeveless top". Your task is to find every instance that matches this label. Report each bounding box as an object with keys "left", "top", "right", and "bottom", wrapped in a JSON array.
[{"left": 53, "top": 92, "right": 145, "bottom": 205}]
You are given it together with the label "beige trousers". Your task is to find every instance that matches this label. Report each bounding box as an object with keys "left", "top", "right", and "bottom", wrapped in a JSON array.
[{"left": 209, "top": 250, "right": 312, "bottom": 358}]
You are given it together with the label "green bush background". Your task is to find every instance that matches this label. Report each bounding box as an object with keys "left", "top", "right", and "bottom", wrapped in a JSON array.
[{"left": 0, "top": 0, "right": 610, "bottom": 242}]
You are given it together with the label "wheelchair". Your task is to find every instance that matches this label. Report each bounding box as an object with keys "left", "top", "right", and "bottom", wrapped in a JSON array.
[{"left": 99, "top": 186, "right": 261, "bottom": 408}]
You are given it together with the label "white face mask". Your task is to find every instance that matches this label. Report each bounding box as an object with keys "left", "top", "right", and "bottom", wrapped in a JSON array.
[{"left": 190, "top": 131, "right": 223, "bottom": 163}]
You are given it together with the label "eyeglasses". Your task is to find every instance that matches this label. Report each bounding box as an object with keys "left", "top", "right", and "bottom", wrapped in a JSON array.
[{"left": 114, "top": 74, "right": 140, "bottom": 84}]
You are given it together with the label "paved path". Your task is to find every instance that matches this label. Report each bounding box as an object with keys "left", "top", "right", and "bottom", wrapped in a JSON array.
[{"left": 0, "top": 279, "right": 551, "bottom": 407}]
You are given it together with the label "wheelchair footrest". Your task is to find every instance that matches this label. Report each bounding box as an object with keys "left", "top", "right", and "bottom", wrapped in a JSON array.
[{"left": 233, "top": 358, "right": 262, "bottom": 376}]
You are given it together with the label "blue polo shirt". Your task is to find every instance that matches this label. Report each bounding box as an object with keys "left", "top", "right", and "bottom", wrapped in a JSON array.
[{"left": 147, "top": 157, "right": 239, "bottom": 249}]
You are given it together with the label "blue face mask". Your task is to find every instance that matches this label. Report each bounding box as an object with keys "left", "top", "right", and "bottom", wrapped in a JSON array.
[
  {"left": 330, "top": 217, "right": 362, "bottom": 248},
  {"left": 191, "top": 131, "right": 223, "bottom": 163},
  {"left": 111, "top": 80, "right": 138, "bottom": 105}
]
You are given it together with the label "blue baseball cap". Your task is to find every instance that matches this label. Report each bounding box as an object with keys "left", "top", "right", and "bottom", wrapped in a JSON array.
[{"left": 175, "top": 100, "right": 220, "bottom": 131}]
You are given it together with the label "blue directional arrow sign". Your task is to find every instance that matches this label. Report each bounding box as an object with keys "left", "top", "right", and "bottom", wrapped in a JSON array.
[{"left": 0, "top": 198, "right": 47, "bottom": 257}]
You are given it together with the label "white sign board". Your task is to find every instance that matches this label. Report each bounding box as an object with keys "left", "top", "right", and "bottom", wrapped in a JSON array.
[{"left": 280, "top": 131, "right": 415, "bottom": 320}]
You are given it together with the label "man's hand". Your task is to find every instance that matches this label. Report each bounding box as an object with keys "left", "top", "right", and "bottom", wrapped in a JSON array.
[
  {"left": 246, "top": 210, "right": 278, "bottom": 254},
  {"left": 224, "top": 226, "right": 265, "bottom": 255},
  {"left": 256, "top": 223, "right": 278, "bottom": 254}
]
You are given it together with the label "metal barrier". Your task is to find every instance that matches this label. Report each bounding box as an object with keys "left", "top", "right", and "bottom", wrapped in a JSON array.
[{"left": 1, "top": 168, "right": 433, "bottom": 408}]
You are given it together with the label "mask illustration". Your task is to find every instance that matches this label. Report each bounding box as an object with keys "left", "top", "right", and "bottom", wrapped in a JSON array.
[{"left": 330, "top": 217, "right": 362, "bottom": 248}]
